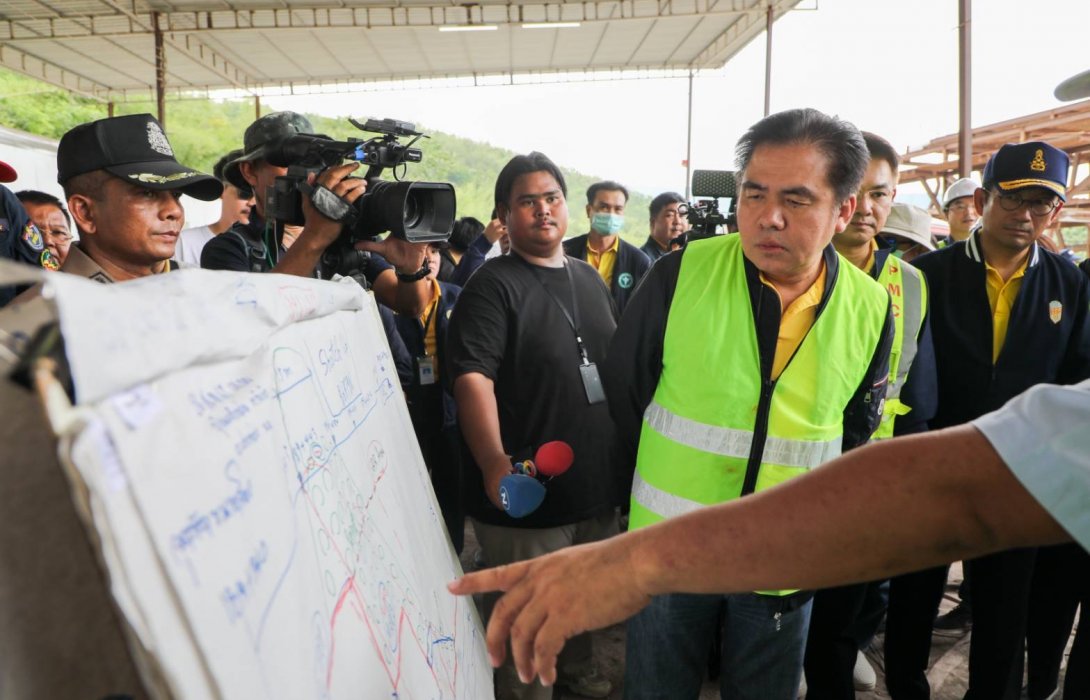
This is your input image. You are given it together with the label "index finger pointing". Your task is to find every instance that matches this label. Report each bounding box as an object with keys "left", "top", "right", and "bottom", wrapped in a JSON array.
[{"left": 448, "top": 561, "right": 528, "bottom": 596}]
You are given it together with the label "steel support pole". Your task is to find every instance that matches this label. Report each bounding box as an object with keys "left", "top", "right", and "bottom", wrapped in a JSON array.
[
  {"left": 685, "top": 70, "right": 694, "bottom": 200},
  {"left": 958, "top": 0, "right": 971, "bottom": 177},
  {"left": 764, "top": 4, "right": 773, "bottom": 117},
  {"left": 255, "top": 95, "right": 261, "bottom": 120},
  {"left": 107, "top": 101, "right": 115, "bottom": 118},
  {"left": 153, "top": 11, "right": 166, "bottom": 127}
]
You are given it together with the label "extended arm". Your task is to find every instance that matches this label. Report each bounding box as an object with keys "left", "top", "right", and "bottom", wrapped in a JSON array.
[
  {"left": 453, "top": 373, "right": 511, "bottom": 509},
  {"left": 450, "top": 424, "right": 1068, "bottom": 686}
]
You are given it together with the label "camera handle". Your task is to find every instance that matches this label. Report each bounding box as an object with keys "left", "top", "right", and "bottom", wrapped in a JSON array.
[{"left": 298, "top": 181, "right": 358, "bottom": 228}]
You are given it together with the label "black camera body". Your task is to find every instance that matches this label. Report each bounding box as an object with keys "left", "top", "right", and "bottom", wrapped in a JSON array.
[
  {"left": 263, "top": 117, "right": 456, "bottom": 246},
  {"left": 678, "top": 169, "right": 738, "bottom": 243}
]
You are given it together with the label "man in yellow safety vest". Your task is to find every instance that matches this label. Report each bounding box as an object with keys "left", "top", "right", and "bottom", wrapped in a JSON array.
[{"left": 600, "top": 108, "right": 894, "bottom": 700}]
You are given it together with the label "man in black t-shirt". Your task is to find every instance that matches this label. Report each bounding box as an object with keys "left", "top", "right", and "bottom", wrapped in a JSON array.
[{"left": 447, "top": 152, "right": 620, "bottom": 700}]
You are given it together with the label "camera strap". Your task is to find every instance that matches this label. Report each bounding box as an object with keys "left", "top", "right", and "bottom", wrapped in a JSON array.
[{"left": 526, "top": 260, "right": 590, "bottom": 366}]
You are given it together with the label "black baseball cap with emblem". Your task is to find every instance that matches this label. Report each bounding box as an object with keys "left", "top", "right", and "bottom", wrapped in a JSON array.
[
  {"left": 223, "top": 111, "right": 326, "bottom": 190},
  {"left": 57, "top": 113, "right": 223, "bottom": 201},
  {"left": 982, "top": 141, "right": 1069, "bottom": 202}
]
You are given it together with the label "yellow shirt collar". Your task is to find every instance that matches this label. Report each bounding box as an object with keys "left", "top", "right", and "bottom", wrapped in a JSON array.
[{"left": 588, "top": 235, "right": 620, "bottom": 255}]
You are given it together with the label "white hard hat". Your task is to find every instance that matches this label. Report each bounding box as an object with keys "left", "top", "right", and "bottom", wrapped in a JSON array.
[{"left": 942, "top": 178, "right": 980, "bottom": 209}]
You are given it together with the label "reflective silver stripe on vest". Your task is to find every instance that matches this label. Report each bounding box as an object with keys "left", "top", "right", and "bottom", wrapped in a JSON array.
[
  {"left": 632, "top": 469, "right": 705, "bottom": 520},
  {"left": 644, "top": 400, "right": 842, "bottom": 469},
  {"left": 888, "top": 264, "right": 924, "bottom": 400}
]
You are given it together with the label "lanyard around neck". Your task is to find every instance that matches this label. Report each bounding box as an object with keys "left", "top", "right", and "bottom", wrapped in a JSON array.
[{"left": 526, "top": 259, "right": 590, "bottom": 365}]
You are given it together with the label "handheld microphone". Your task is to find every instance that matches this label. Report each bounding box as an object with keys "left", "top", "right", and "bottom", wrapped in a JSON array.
[
  {"left": 511, "top": 441, "right": 574, "bottom": 479},
  {"left": 499, "top": 474, "right": 546, "bottom": 518},
  {"left": 500, "top": 441, "right": 574, "bottom": 519}
]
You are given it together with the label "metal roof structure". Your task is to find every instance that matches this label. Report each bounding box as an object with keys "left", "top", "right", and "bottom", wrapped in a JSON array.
[
  {"left": 899, "top": 97, "right": 1090, "bottom": 227},
  {"left": 0, "top": 0, "right": 803, "bottom": 103}
]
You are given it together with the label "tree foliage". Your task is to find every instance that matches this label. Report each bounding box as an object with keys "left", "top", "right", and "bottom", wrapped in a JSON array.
[{"left": 0, "top": 68, "right": 653, "bottom": 245}]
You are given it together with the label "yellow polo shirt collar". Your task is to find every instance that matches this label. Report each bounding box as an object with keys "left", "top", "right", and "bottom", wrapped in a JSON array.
[
  {"left": 760, "top": 262, "right": 828, "bottom": 380},
  {"left": 985, "top": 256, "right": 1028, "bottom": 364},
  {"left": 586, "top": 235, "right": 620, "bottom": 285}
]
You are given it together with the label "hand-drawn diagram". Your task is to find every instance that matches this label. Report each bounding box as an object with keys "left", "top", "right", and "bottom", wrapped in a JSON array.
[{"left": 60, "top": 275, "right": 490, "bottom": 700}]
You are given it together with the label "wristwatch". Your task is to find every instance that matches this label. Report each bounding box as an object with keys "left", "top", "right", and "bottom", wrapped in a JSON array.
[{"left": 395, "top": 265, "right": 430, "bottom": 283}]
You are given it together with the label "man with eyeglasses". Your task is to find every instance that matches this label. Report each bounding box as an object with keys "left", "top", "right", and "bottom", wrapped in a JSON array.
[{"left": 913, "top": 141, "right": 1090, "bottom": 700}]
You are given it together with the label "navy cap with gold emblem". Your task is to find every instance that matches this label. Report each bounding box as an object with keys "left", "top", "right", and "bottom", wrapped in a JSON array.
[
  {"left": 57, "top": 114, "right": 223, "bottom": 201},
  {"left": 982, "top": 141, "right": 1069, "bottom": 202}
]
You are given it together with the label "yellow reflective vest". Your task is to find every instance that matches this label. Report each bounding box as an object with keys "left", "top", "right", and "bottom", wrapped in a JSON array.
[
  {"left": 872, "top": 255, "right": 928, "bottom": 440},
  {"left": 630, "top": 235, "right": 890, "bottom": 534}
]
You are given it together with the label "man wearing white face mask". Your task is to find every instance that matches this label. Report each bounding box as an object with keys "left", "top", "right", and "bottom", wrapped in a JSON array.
[{"left": 563, "top": 180, "right": 651, "bottom": 315}]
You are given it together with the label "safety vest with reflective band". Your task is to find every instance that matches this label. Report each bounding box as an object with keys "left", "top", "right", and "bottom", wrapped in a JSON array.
[
  {"left": 630, "top": 236, "right": 889, "bottom": 538},
  {"left": 872, "top": 255, "right": 928, "bottom": 440}
]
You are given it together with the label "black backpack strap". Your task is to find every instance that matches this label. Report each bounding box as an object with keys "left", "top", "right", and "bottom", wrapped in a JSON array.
[{"left": 227, "top": 229, "right": 270, "bottom": 273}]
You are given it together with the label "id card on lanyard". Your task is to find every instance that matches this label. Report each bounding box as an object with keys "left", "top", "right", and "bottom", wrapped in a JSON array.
[
  {"left": 415, "top": 297, "right": 439, "bottom": 386},
  {"left": 528, "top": 260, "right": 605, "bottom": 405}
]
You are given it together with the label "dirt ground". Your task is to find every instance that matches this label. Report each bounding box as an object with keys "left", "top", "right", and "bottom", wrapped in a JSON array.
[{"left": 458, "top": 529, "right": 1081, "bottom": 699}]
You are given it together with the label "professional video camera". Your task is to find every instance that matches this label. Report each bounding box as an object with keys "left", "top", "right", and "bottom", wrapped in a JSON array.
[
  {"left": 262, "top": 117, "right": 456, "bottom": 278},
  {"left": 676, "top": 169, "right": 737, "bottom": 244}
]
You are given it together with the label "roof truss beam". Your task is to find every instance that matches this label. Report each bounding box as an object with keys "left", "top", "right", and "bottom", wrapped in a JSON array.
[
  {"left": 0, "top": 1, "right": 771, "bottom": 37},
  {"left": 0, "top": 42, "right": 113, "bottom": 100}
]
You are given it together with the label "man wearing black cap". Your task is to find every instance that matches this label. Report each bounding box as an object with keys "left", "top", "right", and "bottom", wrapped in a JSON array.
[
  {"left": 0, "top": 157, "right": 52, "bottom": 306},
  {"left": 913, "top": 141, "right": 1090, "bottom": 700},
  {"left": 50, "top": 113, "right": 222, "bottom": 282},
  {"left": 201, "top": 111, "right": 432, "bottom": 316}
]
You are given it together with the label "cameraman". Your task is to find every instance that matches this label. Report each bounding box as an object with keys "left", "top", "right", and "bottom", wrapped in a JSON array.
[{"left": 201, "top": 111, "right": 433, "bottom": 316}]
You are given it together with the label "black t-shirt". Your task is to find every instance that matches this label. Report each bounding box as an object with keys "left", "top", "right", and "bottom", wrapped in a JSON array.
[
  {"left": 200, "top": 215, "right": 392, "bottom": 284},
  {"left": 447, "top": 253, "right": 621, "bottom": 528}
]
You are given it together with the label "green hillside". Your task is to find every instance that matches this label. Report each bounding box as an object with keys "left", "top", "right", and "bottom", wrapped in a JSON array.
[{"left": 0, "top": 68, "right": 652, "bottom": 246}]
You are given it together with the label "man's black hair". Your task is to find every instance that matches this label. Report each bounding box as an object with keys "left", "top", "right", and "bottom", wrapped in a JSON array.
[
  {"left": 450, "top": 216, "right": 485, "bottom": 252},
  {"left": 649, "top": 191, "right": 686, "bottom": 221},
  {"left": 494, "top": 152, "right": 567, "bottom": 211},
  {"left": 586, "top": 180, "right": 629, "bottom": 206},
  {"left": 214, "top": 149, "right": 253, "bottom": 199},
  {"left": 861, "top": 131, "right": 900, "bottom": 175},
  {"left": 734, "top": 108, "right": 869, "bottom": 202},
  {"left": 16, "top": 189, "right": 71, "bottom": 226}
]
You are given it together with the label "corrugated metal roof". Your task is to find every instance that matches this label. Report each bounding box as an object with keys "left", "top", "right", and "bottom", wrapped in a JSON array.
[{"left": 0, "top": 0, "right": 802, "bottom": 101}]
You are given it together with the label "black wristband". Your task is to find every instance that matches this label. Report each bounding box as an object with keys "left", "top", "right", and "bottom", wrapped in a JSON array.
[{"left": 396, "top": 266, "right": 429, "bottom": 283}]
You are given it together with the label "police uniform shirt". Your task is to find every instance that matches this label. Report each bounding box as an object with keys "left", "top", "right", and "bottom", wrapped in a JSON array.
[{"left": 0, "top": 185, "right": 50, "bottom": 307}]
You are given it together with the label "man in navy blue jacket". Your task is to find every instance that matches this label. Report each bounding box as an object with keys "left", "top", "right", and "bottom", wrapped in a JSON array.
[
  {"left": 396, "top": 242, "right": 464, "bottom": 552},
  {"left": 563, "top": 181, "right": 650, "bottom": 315},
  {"left": 913, "top": 141, "right": 1090, "bottom": 700}
]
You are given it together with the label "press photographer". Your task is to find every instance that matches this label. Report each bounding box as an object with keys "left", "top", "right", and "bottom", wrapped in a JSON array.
[{"left": 201, "top": 111, "right": 448, "bottom": 316}]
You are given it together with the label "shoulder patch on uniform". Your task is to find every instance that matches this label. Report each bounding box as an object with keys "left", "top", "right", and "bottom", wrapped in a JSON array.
[
  {"left": 39, "top": 249, "right": 60, "bottom": 270},
  {"left": 22, "top": 223, "right": 44, "bottom": 252}
]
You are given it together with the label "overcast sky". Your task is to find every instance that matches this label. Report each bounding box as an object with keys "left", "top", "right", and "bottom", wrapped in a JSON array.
[{"left": 264, "top": 0, "right": 1090, "bottom": 199}]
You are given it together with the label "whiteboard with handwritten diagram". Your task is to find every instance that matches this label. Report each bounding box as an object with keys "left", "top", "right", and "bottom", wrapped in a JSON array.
[{"left": 46, "top": 269, "right": 491, "bottom": 699}]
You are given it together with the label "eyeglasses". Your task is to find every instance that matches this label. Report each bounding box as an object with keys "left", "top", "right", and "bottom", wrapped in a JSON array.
[
  {"left": 948, "top": 201, "right": 975, "bottom": 213},
  {"left": 991, "top": 190, "right": 1060, "bottom": 217}
]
